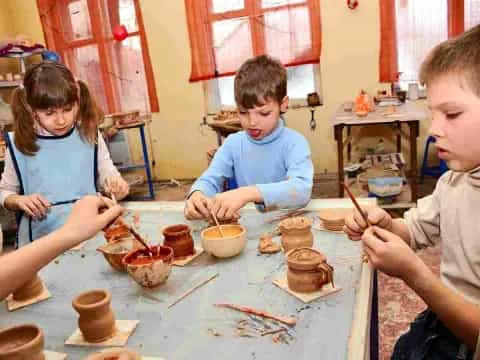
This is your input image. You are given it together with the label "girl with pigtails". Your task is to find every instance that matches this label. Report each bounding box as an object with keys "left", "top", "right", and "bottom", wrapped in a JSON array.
[{"left": 0, "top": 61, "right": 129, "bottom": 246}]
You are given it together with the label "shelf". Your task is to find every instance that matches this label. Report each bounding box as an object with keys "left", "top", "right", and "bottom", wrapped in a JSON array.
[{"left": 0, "top": 80, "right": 21, "bottom": 88}]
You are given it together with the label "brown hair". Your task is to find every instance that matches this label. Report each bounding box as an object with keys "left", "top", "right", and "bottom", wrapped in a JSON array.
[
  {"left": 234, "top": 55, "right": 287, "bottom": 109},
  {"left": 10, "top": 62, "right": 103, "bottom": 155},
  {"left": 419, "top": 24, "right": 480, "bottom": 96}
]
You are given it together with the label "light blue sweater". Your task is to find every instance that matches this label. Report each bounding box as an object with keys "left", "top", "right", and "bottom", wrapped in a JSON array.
[{"left": 190, "top": 120, "right": 313, "bottom": 210}]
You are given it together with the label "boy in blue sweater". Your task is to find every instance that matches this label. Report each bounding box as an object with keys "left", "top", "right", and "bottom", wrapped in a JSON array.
[{"left": 185, "top": 55, "right": 313, "bottom": 220}]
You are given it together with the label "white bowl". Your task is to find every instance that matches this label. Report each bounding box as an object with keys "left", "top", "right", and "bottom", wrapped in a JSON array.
[{"left": 201, "top": 224, "right": 246, "bottom": 258}]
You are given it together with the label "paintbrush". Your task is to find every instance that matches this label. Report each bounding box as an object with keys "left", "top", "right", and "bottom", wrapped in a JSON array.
[
  {"left": 210, "top": 211, "right": 225, "bottom": 238},
  {"left": 342, "top": 182, "right": 371, "bottom": 263},
  {"left": 342, "top": 182, "right": 370, "bottom": 226}
]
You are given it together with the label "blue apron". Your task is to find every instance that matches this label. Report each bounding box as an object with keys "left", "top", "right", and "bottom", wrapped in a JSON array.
[{"left": 5, "top": 127, "right": 98, "bottom": 247}]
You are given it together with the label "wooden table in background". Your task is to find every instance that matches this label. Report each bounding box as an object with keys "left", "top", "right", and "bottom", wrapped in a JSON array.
[{"left": 331, "top": 102, "right": 428, "bottom": 208}]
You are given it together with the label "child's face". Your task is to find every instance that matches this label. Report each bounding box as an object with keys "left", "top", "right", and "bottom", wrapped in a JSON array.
[
  {"left": 238, "top": 96, "right": 288, "bottom": 140},
  {"left": 34, "top": 102, "right": 79, "bottom": 136},
  {"left": 428, "top": 74, "right": 480, "bottom": 172}
]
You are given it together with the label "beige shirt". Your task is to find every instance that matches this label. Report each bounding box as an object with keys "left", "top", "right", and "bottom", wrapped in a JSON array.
[{"left": 405, "top": 168, "right": 480, "bottom": 355}]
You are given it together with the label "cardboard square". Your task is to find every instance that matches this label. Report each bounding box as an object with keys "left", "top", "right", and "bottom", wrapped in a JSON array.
[
  {"left": 91, "top": 348, "right": 165, "bottom": 360},
  {"left": 272, "top": 276, "right": 342, "bottom": 303},
  {"left": 65, "top": 320, "right": 139, "bottom": 347},
  {"left": 172, "top": 247, "right": 205, "bottom": 266},
  {"left": 44, "top": 350, "right": 67, "bottom": 360},
  {"left": 6, "top": 283, "right": 51, "bottom": 311}
]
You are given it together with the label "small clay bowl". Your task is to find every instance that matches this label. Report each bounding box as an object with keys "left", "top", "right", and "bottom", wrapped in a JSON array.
[
  {"left": 0, "top": 324, "right": 45, "bottom": 360},
  {"left": 123, "top": 245, "right": 174, "bottom": 288},
  {"left": 201, "top": 224, "right": 246, "bottom": 258},
  {"left": 97, "top": 237, "right": 143, "bottom": 272},
  {"left": 84, "top": 347, "right": 141, "bottom": 360}
]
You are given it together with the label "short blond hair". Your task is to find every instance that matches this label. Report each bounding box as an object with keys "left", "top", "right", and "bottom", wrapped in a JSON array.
[{"left": 420, "top": 24, "right": 480, "bottom": 96}]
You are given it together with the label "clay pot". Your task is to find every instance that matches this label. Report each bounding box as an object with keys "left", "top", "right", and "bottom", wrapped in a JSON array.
[
  {"left": 201, "top": 224, "right": 246, "bottom": 258},
  {"left": 162, "top": 224, "right": 195, "bottom": 258},
  {"left": 286, "top": 247, "right": 334, "bottom": 293},
  {"left": 97, "top": 237, "right": 143, "bottom": 272},
  {"left": 72, "top": 289, "right": 116, "bottom": 343},
  {"left": 123, "top": 245, "right": 174, "bottom": 288},
  {"left": 279, "top": 217, "right": 313, "bottom": 252},
  {"left": 317, "top": 208, "right": 352, "bottom": 232},
  {"left": 0, "top": 324, "right": 45, "bottom": 360},
  {"left": 13, "top": 274, "right": 44, "bottom": 301},
  {"left": 84, "top": 348, "right": 141, "bottom": 360}
]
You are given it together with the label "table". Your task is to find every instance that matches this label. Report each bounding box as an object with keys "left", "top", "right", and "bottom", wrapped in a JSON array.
[
  {"left": 0, "top": 199, "right": 375, "bottom": 360},
  {"left": 331, "top": 102, "right": 428, "bottom": 208}
]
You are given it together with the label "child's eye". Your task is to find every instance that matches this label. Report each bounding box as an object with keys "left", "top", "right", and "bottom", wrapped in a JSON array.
[
  {"left": 260, "top": 112, "right": 271, "bottom": 117},
  {"left": 64, "top": 107, "right": 73, "bottom": 112},
  {"left": 446, "top": 112, "right": 461, "bottom": 120},
  {"left": 238, "top": 110, "right": 247, "bottom": 114}
]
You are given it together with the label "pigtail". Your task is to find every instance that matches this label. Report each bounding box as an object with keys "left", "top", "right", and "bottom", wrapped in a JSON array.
[
  {"left": 10, "top": 87, "right": 38, "bottom": 155},
  {"left": 77, "top": 79, "right": 103, "bottom": 144}
]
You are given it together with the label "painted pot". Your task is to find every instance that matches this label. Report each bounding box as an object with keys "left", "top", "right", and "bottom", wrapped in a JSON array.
[
  {"left": 84, "top": 348, "right": 141, "bottom": 360},
  {"left": 72, "top": 289, "right": 116, "bottom": 343},
  {"left": 13, "top": 274, "right": 44, "bottom": 301},
  {"left": 279, "top": 217, "right": 313, "bottom": 252},
  {"left": 0, "top": 324, "right": 45, "bottom": 360},
  {"left": 201, "top": 224, "right": 246, "bottom": 258},
  {"left": 123, "top": 245, "right": 174, "bottom": 288},
  {"left": 162, "top": 224, "right": 194, "bottom": 258},
  {"left": 286, "top": 247, "right": 334, "bottom": 293}
]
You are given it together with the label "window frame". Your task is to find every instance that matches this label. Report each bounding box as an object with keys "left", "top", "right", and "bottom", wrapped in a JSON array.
[{"left": 37, "top": 0, "right": 159, "bottom": 113}]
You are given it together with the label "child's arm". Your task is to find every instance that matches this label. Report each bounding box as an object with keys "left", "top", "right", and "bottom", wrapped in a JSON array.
[
  {"left": 363, "top": 227, "right": 480, "bottom": 351},
  {"left": 0, "top": 195, "right": 123, "bottom": 301},
  {"left": 0, "top": 151, "right": 50, "bottom": 218},
  {"left": 97, "top": 133, "right": 129, "bottom": 200},
  {"left": 185, "top": 141, "right": 235, "bottom": 219}
]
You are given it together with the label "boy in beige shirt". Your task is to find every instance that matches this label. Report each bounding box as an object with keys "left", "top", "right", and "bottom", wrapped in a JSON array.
[{"left": 345, "top": 25, "right": 480, "bottom": 359}]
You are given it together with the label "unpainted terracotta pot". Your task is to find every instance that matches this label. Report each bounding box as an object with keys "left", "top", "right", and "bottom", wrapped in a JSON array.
[
  {"left": 279, "top": 217, "right": 313, "bottom": 252},
  {"left": 0, "top": 324, "right": 45, "bottom": 360},
  {"left": 123, "top": 245, "right": 174, "bottom": 288},
  {"left": 84, "top": 347, "right": 141, "bottom": 360},
  {"left": 13, "top": 274, "right": 44, "bottom": 301},
  {"left": 162, "top": 224, "right": 194, "bottom": 258},
  {"left": 72, "top": 289, "right": 116, "bottom": 343},
  {"left": 286, "top": 247, "right": 334, "bottom": 293}
]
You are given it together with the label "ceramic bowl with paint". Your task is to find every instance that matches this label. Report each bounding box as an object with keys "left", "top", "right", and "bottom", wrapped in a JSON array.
[
  {"left": 0, "top": 324, "right": 45, "bottom": 360},
  {"left": 201, "top": 224, "right": 246, "bottom": 258},
  {"left": 72, "top": 289, "right": 116, "bottom": 343},
  {"left": 84, "top": 347, "right": 141, "bottom": 360},
  {"left": 97, "top": 237, "right": 143, "bottom": 272},
  {"left": 12, "top": 274, "right": 44, "bottom": 301},
  {"left": 123, "top": 245, "right": 174, "bottom": 288}
]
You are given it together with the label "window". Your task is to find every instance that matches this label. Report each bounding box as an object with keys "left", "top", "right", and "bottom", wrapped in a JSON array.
[
  {"left": 37, "top": 0, "right": 158, "bottom": 114},
  {"left": 380, "top": 0, "right": 479, "bottom": 85},
  {"left": 185, "top": 0, "right": 322, "bottom": 111}
]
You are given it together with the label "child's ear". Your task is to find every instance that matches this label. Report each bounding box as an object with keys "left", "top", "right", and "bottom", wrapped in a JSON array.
[{"left": 280, "top": 96, "right": 289, "bottom": 113}]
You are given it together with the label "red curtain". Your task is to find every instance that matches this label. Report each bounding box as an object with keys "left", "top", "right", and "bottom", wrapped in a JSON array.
[
  {"left": 185, "top": 0, "right": 321, "bottom": 82},
  {"left": 378, "top": 0, "right": 398, "bottom": 83},
  {"left": 448, "top": 0, "right": 465, "bottom": 37}
]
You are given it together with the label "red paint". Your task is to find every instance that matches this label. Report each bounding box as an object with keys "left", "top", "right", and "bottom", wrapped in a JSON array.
[
  {"left": 113, "top": 24, "right": 128, "bottom": 41},
  {"left": 123, "top": 245, "right": 173, "bottom": 266}
]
